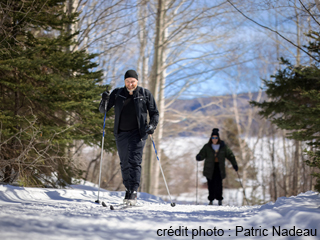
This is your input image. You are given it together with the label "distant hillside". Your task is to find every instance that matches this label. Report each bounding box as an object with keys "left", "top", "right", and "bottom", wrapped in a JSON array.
[
  {"left": 163, "top": 91, "right": 267, "bottom": 137},
  {"left": 167, "top": 92, "right": 265, "bottom": 112}
]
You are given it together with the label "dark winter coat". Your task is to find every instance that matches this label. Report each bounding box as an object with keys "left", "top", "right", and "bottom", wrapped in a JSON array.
[
  {"left": 99, "top": 86, "right": 159, "bottom": 140},
  {"left": 196, "top": 141, "right": 237, "bottom": 180}
]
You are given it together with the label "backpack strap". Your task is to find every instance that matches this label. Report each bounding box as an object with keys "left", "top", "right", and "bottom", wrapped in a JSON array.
[
  {"left": 141, "top": 87, "right": 145, "bottom": 99},
  {"left": 115, "top": 87, "right": 123, "bottom": 100},
  {"left": 138, "top": 87, "right": 147, "bottom": 102}
]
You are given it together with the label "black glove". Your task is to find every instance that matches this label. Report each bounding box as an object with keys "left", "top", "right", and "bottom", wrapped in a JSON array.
[
  {"left": 233, "top": 165, "right": 238, "bottom": 172},
  {"left": 196, "top": 154, "right": 202, "bottom": 161},
  {"left": 102, "top": 91, "right": 110, "bottom": 101},
  {"left": 145, "top": 125, "right": 154, "bottom": 134}
]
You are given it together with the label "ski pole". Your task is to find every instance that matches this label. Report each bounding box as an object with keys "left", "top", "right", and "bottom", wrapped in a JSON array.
[
  {"left": 95, "top": 87, "right": 109, "bottom": 204},
  {"left": 196, "top": 161, "right": 198, "bottom": 205},
  {"left": 236, "top": 171, "right": 249, "bottom": 206},
  {"left": 149, "top": 135, "right": 176, "bottom": 207}
]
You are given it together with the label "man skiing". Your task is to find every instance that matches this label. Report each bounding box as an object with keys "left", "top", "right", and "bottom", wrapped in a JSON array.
[{"left": 99, "top": 69, "right": 159, "bottom": 205}]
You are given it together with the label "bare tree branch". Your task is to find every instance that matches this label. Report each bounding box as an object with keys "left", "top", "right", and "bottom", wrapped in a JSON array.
[
  {"left": 227, "top": 0, "right": 318, "bottom": 62},
  {"left": 298, "top": 0, "right": 320, "bottom": 27}
]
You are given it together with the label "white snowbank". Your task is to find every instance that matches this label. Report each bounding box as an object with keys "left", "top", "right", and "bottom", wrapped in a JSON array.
[{"left": 0, "top": 184, "right": 319, "bottom": 240}]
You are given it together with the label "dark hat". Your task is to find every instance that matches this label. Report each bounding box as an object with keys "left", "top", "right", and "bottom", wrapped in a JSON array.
[
  {"left": 211, "top": 128, "right": 219, "bottom": 137},
  {"left": 124, "top": 70, "right": 138, "bottom": 80}
]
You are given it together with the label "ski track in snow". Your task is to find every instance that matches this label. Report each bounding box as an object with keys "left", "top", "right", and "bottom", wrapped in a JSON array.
[{"left": 0, "top": 185, "right": 319, "bottom": 240}]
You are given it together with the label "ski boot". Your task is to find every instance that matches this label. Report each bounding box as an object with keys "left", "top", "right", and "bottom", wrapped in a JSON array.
[
  {"left": 127, "top": 191, "right": 137, "bottom": 206},
  {"left": 123, "top": 189, "right": 130, "bottom": 204}
]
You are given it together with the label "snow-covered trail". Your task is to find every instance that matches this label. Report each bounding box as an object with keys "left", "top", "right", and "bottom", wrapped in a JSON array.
[{"left": 0, "top": 185, "right": 319, "bottom": 240}]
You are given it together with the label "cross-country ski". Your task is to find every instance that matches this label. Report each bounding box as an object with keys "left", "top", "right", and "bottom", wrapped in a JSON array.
[{"left": 109, "top": 203, "right": 143, "bottom": 210}]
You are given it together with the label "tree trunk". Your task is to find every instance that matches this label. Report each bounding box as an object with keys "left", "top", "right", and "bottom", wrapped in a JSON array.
[
  {"left": 232, "top": 92, "right": 248, "bottom": 205},
  {"left": 294, "top": 0, "right": 301, "bottom": 66},
  {"left": 138, "top": 0, "right": 149, "bottom": 89},
  {"left": 145, "top": 0, "right": 166, "bottom": 195},
  {"left": 282, "top": 130, "right": 289, "bottom": 197},
  {"left": 292, "top": 140, "right": 300, "bottom": 196},
  {"left": 270, "top": 127, "right": 277, "bottom": 201},
  {"left": 137, "top": 0, "right": 150, "bottom": 193}
]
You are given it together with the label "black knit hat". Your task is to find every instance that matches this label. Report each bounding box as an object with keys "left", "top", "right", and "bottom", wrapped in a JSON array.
[
  {"left": 124, "top": 69, "right": 138, "bottom": 80},
  {"left": 211, "top": 128, "right": 219, "bottom": 137}
]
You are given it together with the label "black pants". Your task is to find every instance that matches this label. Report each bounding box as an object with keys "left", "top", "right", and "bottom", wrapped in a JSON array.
[
  {"left": 116, "top": 129, "right": 146, "bottom": 191},
  {"left": 206, "top": 162, "right": 223, "bottom": 201}
]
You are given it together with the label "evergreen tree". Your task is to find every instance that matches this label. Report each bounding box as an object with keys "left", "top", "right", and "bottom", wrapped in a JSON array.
[
  {"left": 250, "top": 31, "right": 320, "bottom": 192},
  {"left": 223, "top": 118, "right": 242, "bottom": 189},
  {"left": 0, "top": 0, "right": 114, "bottom": 187}
]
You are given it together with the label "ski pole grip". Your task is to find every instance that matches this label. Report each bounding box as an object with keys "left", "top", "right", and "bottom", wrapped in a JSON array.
[{"left": 104, "top": 86, "right": 109, "bottom": 111}]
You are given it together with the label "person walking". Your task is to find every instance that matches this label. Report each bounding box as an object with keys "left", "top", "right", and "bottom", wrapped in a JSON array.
[
  {"left": 196, "top": 128, "right": 238, "bottom": 206},
  {"left": 99, "top": 69, "right": 159, "bottom": 205}
]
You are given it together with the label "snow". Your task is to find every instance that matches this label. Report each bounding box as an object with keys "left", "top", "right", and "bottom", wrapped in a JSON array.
[
  {"left": 161, "top": 136, "right": 205, "bottom": 159},
  {"left": 0, "top": 184, "right": 319, "bottom": 240}
]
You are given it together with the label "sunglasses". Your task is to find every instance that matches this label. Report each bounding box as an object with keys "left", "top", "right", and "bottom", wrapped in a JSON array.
[{"left": 211, "top": 137, "right": 218, "bottom": 139}]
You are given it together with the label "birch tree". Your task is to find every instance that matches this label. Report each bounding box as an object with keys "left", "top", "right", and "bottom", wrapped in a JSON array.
[{"left": 139, "top": 0, "right": 246, "bottom": 194}]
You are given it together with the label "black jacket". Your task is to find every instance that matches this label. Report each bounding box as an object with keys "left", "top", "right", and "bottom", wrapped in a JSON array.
[{"left": 99, "top": 86, "right": 159, "bottom": 140}]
